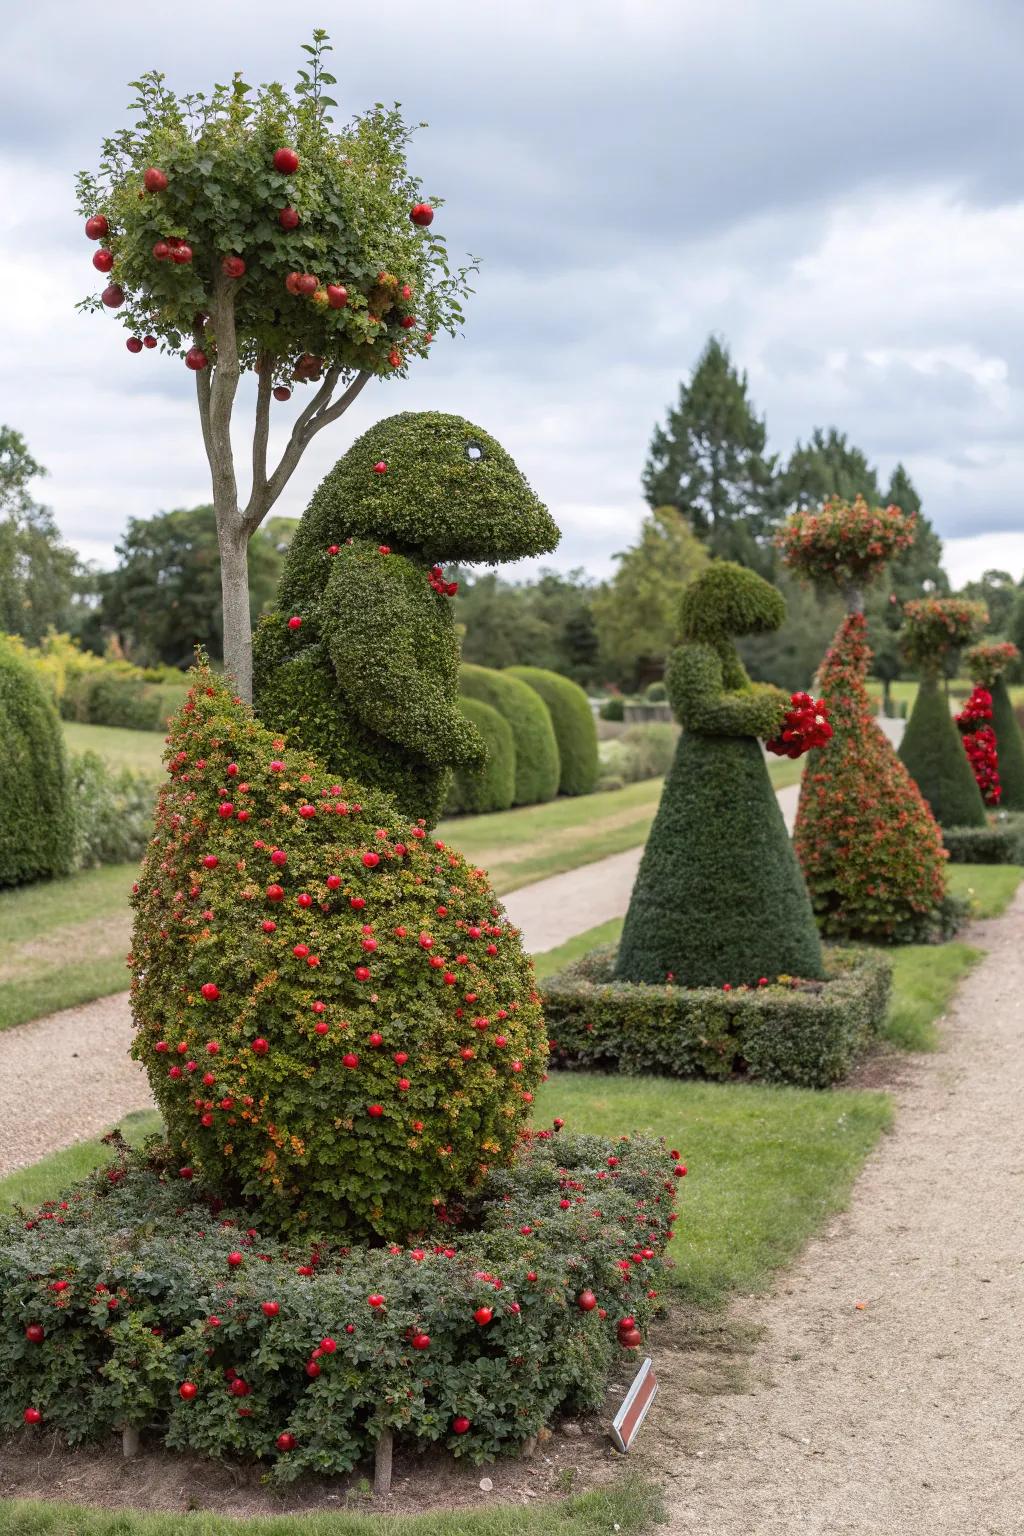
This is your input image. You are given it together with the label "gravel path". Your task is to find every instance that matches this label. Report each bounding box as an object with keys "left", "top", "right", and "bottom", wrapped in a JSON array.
[
  {"left": 0, "top": 781, "right": 801, "bottom": 1177},
  {"left": 661, "top": 888, "right": 1024, "bottom": 1536}
]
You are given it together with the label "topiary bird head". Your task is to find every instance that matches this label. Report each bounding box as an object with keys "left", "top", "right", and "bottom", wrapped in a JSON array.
[
  {"left": 295, "top": 411, "right": 559, "bottom": 565},
  {"left": 678, "top": 561, "right": 786, "bottom": 642}
]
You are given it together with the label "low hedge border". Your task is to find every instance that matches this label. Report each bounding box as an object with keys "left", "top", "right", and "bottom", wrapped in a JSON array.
[
  {"left": 542, "top": 945, "right": 892, "bottom": 1088},
  {"left": 0, "top": 1129, "right": 678, "bottom": 1482},
  {"left": 942, "top": 815, "right": 1024, "bottom": 865}
]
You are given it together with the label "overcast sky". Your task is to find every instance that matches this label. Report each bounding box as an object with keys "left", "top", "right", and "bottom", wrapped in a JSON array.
[{"left": 2, "top": 0, "right": 1023, "bottom": 587}]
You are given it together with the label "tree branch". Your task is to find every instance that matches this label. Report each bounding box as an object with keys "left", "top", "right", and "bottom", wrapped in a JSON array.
[
  {"left": 242, "top": 354, "right": 275, "bottom": 534},
  {"left": 258, "top": 369, "right": 371, "bottom": 520},
  {"left": 205, "top": 276, "right": 242, "bottom": 536},
  {"left": 307, "top": 369, "right": 373, "bottom": 436}
]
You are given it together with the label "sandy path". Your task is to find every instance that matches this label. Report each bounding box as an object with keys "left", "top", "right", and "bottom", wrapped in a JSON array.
[
  {"left": 0, "top": 782, "right": 802, "bottom": 1178},
  {"left": 660, "top": 889, "right": 1024, "bottom": 1536}
]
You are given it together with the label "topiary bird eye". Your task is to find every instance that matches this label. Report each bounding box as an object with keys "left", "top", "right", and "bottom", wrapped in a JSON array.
[{"left": 465, "top": 442, "right": 483, "bottom": 461}]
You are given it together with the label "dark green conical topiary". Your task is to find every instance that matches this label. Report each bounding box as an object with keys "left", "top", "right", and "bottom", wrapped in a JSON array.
[
  {"left": 253, "top": 412, "right": 559, "bottom": 827},
  {"left": 615, "top": 563, "right": 825, "bottom": 988},
  {"left": 899, "top": 676, "right": 987, "bottom": 829},
  {"left": 990, "top": 675, "right": 1024, "bottom": 810},
  {"left": 0, "top": 636, "right": 75, "bottom": 887}
]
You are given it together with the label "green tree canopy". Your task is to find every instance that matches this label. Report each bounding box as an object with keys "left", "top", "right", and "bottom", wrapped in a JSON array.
[
  {"left": 957, "top": 570, "right": 1017, "bottom": 636},
  {"left": 593, "top": 507, "right": 710, "bottom": 688},
  {"left": 0, "top": 427, "right": 83, "bottom": 645},
  {"left": 642, "top": 337, "right": 778, "bottom": 573},
  {"left": 781, "top": 427, "right": 880, "bottom": 508}
]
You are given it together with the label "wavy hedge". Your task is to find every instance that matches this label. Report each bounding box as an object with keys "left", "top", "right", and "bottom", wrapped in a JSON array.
[
  {"left": 507, "top": 666, "right": 599, "bottom": 796},
  {"left": 459, "top": 664, "right": 560, "bottom": 807},
  {"left": 0, "top": 635, "right": 75, "bottom": 887},
  {"left": 445, "top": 698, "right": 516, "bottom": 815}
]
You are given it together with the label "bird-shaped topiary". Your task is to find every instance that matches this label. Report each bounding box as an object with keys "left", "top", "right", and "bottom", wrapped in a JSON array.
[
  {"left": 130, "top": 661, "right": 547, "bottom": 1242},
  {"left": 253, "top": 412, "right": 559, "bottom": 827},
  {"left": 615, "top": 562, "right": 826, "bottom": 988}
]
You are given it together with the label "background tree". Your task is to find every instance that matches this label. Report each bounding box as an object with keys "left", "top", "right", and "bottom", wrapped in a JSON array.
[
  {"left": 0, "top": 427, "right": 82, "bottom": 644},
  {"left": 454, "top": 568, "right": 601, "bottom": 686},
  {"left": 97, "top": 505, "right": 283, "bottom": 666},
  {"left": 593, "top": 507, "right": 709, "bottom": 688},
  {"left": 77, "top": 32, "right": 474, "bottom": 699},
  {"left": 884, "top": 464, "right": 948, "bottom": 601},
  {"left": 781, "top": 427, "right": 880, "bottom": 508},
  {"left": 642, "top": 337, "right": 778, "bottom": 573},
  {"left": 957, "top": 570, "right": 1017, "bottom": 636}
]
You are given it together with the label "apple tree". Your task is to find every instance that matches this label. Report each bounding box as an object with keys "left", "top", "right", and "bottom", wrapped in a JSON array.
[{"left": 76, "top": 32, "right": 474, "bottom": 699}]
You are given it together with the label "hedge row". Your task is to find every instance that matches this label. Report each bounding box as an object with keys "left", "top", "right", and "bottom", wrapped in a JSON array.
[
  {"left": 7, "top": 630, "right": 187, "bottom": 732},
  {"left": 941, "top": 816, "right": 1024, "bottom": 865},
  {"left": 0, "top": 1130, "right": 678, "bottom": 1479},
  {"left": 543, "top": 944, "right": 892, "bottom": 1088},
  {"left": 445, "top": 697, "right": 516, "bottom": 814},
  {"left": 507, "top": 666, "right": 599, "bottom": 797},
  {"left": 453, "top": 665, "right": 599, "bottom": 812},
  {"left": 458, "top": 665, "right": 560, "bottom": 807},
  {"left": 0, "top": 636, "right": 75, "bottom": 887}
]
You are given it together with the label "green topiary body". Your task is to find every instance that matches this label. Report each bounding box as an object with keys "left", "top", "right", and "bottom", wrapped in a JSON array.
[
  {"left": 0, "top": 635, "right": 75, "bottom": 887},
  {"left": 130, "top": 662, "right": 547, "bottom": 1242},
  {"left": 507, "top": 666, "right": 599, "bottom": 796},
  {"left": 989, "top": 676, "right": 1024, "bottom": 810},
  {"left": 460, "top": 665, "right": 560, "bottom": 806},
  {"left": 253, "top": 413, "right": 558, "bottom": 827},
  {"left": 615, "top": 563, "right": 825, "bottom": 987},
  {"left": 899, "top": 676, "right": 987, "bottom": 828},
  {"left": 445, "top": 698, "right": 516, "bottom": 815}
]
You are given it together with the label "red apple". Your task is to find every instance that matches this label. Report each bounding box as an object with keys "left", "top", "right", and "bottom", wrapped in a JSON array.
[
  {"left": 273, "top": 385, "right": 292, "bottom": 402},
  {"left": 23, "top": 1406, "right": 42, "bottom": 1424},
  {"left": 473, "top": 1306, "right": 493, "bottom": 1326},
  {"left": 170, "top": 244, "right": 193, "bottom": 265},
  {"left": 227, "top": 1251, "right": 243, "bottom": 1267},
  {"left": 411, "top": 1332, "right": 430, "bottom": 1350},
  {"left": 276, "top": 1432, "right": 296, "bottom": 1452},
  {"left": 577, "top": 1290, "right": 597, "bottom": 1311},
  {"left": 92, "top": 249, "right": 114, "bottom": 273},
  {"left": 101, "top": 284, "right": 125, "bottom": 308},
  {"left": 251, "top": 1038, "right": 269, "bottom": 1055},
  {"left": 296, "top": 273, "right": 318, "bottom": 297},
  {"left": 273, "top": 147, "right": 300, "bottom": 174},
  {"left": 367, "top": 1102, "right": 383, "bottom": 1117},
  {"left": 178, "top": 1382, "right": 198, "bottom": 1401},
  {"left": 287, "top": 615, "right": 302, "bottom": 630},
  {"left": 152, "top": 241, "right": 170, "bottom": 261},
  {"left": 362, "top": 852, "right": 380, "bottom": 869},
  {"left": 143, "top": 335, "right": 157, "bottom": 349},
  {"left": 326, "top": 284, "right": 348, "bottom": 308},
  {"left": 126, "top": 337, "right": 143, "bottom": 354},
  {"left": 452, "top": 1415, "right": 471, "bottom": 1434},
  {"left": 410, "top": 202, "right": 434, "bottom": 226},
  {"left": 185, "top": 347, "right": 208, "bottom": 371},
  {"left": 200, "top": 983, "right": 219, "bottom": 1000},
  {"left": 278, "top": 206, "right": 300, "bottom": 230},
  {"left": 221, "top": 255, "right": 246, "bottom": 279},
  {"left": 24, "top": 1325, "right": 45, "bottom": 1344},
  {"left": 372, "top": 461, "right": 387, "bottom": 475},
  {"left": 261, "top": 1301, "right": 280, "bottom": 1318},
  {"left": 342, "top": 1052, "right": 359, "bottom": 1069},
  {"left": 85, "top": 214, "right": 109, "bottom": 241},
  {"left": 143, "top": 167, "right": 168, "bottom": 193}
]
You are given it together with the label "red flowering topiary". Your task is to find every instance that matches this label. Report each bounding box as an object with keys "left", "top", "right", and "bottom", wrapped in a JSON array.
[
  {"left": 900, "top": 598, "right": 988, "bottom": 673},
  {"left": 776, "top": 495, "right": 917, "bottom": 597},
  {"left": 130, "top": 661, "right": 547, "bottom": 1241},
  {"left": 964, "top": 642, "right": 1024, "bottom": 812},
  {"left": 964, "top": 641, "right": 1019, "bottom": 690},
  {"left": 794, "top": 613, "right": 949, "bottom": 940}
]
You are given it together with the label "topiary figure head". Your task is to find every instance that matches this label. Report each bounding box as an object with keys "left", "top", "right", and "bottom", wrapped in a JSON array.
[
  {"left": 131, "top": 661, "right": 547, "bottom": 1242},
  {"left": 678, "top": 562, "right": 786, "bottom": 643},
  {"left": 901, "top": 597, "right": 988, "bottom": 675},
  {"left": 965, "top": 641, "right": 1020, "bottom": 689}
]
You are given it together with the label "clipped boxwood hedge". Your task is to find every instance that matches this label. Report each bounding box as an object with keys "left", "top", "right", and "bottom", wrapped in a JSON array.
[
  {"left": 0, "top": 634, "right": 75, "bottom": 887},
  {"left": 507, "top": 666, "right": 599, "bottom": 796},
  {"left": 445, "top": 697, "right": 516, "bottom": 815},
  {"left": 460, "top": 664, "right": 560, "bottom": 806},
  {"left": 0, "top": 1130, "right": 678, "bottom": 1480},
  {"left": 543, "top": 944, "right": 892, "bottom": 1088},
  {"left": 941, "top": 815, "right": 1024, "bottom": 865}
]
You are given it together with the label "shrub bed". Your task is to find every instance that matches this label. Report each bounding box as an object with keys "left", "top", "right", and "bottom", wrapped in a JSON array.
[
  {"left": 543, "top": 945, "right": 892, "bottom": 1088},
  {"left": 0, "top": 1129, "right": 677, "bottom": 1480},
  {"left": 69, "top": 752, "right": 156, "bottom": 870},
  {"left": 941, "top": 815, "right": 1024, "bottom": 865}
]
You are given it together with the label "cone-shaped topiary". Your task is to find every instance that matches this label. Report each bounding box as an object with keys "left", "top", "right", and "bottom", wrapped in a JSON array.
[
  {"left": 965, "top": 642, "right": 1024, "bottom": 810},
  {"left": 444, "top": 697, "right": 516, "bottom": 815},
  {"left": 899, "top": 598, "right": 988, "bottom": 829},
  {"left": 507, "top": 666, "right": 599, "bottom": 796},
  {"left": 0, "top": 635, "right": 75, "bottom": 887},
  {"left": 615, "top": 563, "right": 825, "bottom": 987},
  {"left": 130, "top": 661, "right": 547, "bottom": 1242},
  {"left": 795, "top": 614, "right": 949, "bottom": 939},
  {"left": 459, "top": 665, "right": 561, "bottom": 806},
  {"left": 253, "top": 412, "right": 559, "bottom": 828}
]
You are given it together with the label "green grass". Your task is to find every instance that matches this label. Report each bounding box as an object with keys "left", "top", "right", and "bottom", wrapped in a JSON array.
[
  {"left": 947, "top": 861, "right": 1022, "bottom": 917},
  {"left": 882, "top": 943, "right": 982, "bottom": 1051},
  {"left": 0, "top": 1481, "right": 662, "bottom": 1536},
  {"left": 62, "top": 721, "right": 165, "bottom": 774},
  {"left": 0, "top": 864, "right": 139, "bottom": 1032},
  {"left": 0, "top": 1111, "right": 162, "bottom": 1213},
  {"left": 533, "top": 920, "right": 625, "bottom": 980}
]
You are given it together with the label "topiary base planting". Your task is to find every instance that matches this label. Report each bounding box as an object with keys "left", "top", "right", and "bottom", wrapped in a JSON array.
[
  {"left": 0, "top": 1129, "right": 678, "bottom": 1484},
  {"left": 941, "top": 813, "right": 1024, "bottom": 865},
  {"left": 543, "top": 945, "right": 892, "bottom": 1089}
]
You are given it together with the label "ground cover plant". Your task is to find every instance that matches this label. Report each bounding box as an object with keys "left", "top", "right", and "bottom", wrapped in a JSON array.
[
  {"left": 779, "top": 497, "right": 951, "bottom": 941},
  {"left": 254, "top": 413, "right": 558, "bottom": 826}
]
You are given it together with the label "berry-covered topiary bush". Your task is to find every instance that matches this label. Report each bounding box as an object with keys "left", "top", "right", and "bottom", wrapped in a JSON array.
[
  {"left": 780, "top": 498, "right": 953, "bottom": 942},
  {"left": 0, "top": 634, "right": 75, "bottom": 888},
  {"left": 130, "top": 660, "right": 547, "bottom": 1241},
  {"left": 444, "top": 698, "right": 516, "bottom": 816},
  {"left": 253, "top": 412, "right": 559, "bottom": 827},
  {"left": 460, "top": 665, "right": 561, "bottom": 807},
  {"left": 507, "top": 667, "right": 599, "bottom": 797},
  {"left": 0, "top": 1129, "right": 678, "bottom": 1477},
  {"left": 965, "top": 642, "right": 1024, "bottom": 811},
  {"left": 615, "top": 563, "right": 826, "bottom": 988},
  {"left": 899, "top": 598, "right": 988, "bottom": 831}
]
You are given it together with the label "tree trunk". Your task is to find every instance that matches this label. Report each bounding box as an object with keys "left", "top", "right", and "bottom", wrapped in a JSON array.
[
  {"left": 843, "top": 583, "right": 865, "bottom": 615},
  {"left": 373, "top": 1428, "right": 393, "bottom": 1495},
  {"left": 219, "top": 523, "right": 253, "bottom": 702}
]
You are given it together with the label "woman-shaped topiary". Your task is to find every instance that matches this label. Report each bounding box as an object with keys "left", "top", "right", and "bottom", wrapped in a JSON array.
[
  {"left": 253, "top": 412, "right": 559, "bottom": 827},
  {"left": 898, "top": 598, "right": 988, "bottom": 829},
  {"left": 964, "top": 642, "right": 1024, "bottom": 811},
  {"left": 615, "top": 563, "right": 825, "bottom": 988}
]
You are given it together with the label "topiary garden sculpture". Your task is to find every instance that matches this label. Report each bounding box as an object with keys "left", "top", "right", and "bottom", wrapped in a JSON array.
[
  {"left": 253, "top": 412, "right": 559, "bottom": 827},
  {"left": 898, "top": 598, "right": 988, "bottom": 830}
]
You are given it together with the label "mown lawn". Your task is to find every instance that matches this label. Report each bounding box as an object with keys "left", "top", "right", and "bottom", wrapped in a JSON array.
[{"left": 62, "top": 721, "right": 166, "bottom": 774}]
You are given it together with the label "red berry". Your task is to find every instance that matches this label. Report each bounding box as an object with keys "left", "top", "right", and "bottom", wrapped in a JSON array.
[
  {"left": 227, "top": 1251, "right": 243, "bottom": 1268},
  {"left": 185, "top": 347, "right": 208, "bottom": 371},
  {"left": 267, "top": 885, "right": 285, "bottom": 902},
  {"left": 143, "top": 167, "right": 168, "bottom": 193},
  {"left": 401, "top": 315, "right": 416, "bottom": 329},
  {"left": 221, "top": 254, "right": 246, "bottom": 279},
  {"left": 320, "top": 1336, "right": 337, "bottom": 1353},
  {"left": 261, "top": 1301, "right": 280, "bottom": 1318},
  {"left": 200, "top": 983, "right": 220, "bottom": 1001},
  {"left": 170, "top": 244, "right": 193, "bottom": 265},
  {"left": 326, "top": 874, "right": 342, "bottom": 890},
  {"left": 178, "top": 1382, "right": 198, "bottom": 1401},
  {"left": 343, "top": 1053, "right": 359, "bottom": 1069},
  {"left": 354, "top": 966, "right": 371, "bottom": 982},
  {"left": 367, "top": 1103, "right": 384, "bottom": 1118},
  {"left": 85, "top": 214, "right": 109, "bottom": 240},
  {"left": 152, "top": 241, "right": 170, "bottom": 261},
  {"left": 411, "top": 1332, "right": 430, "bottom": 1350},
  {"left": 273, "top": 147, "right": 300, "bottom": 174},
  {"left": 367, "top": 1293, "right": 385, "bottom": 1308},
  {"left": 362, "top": 852, "right": 380, "bottom": 868},
  {"left": 23, "top": 1406, "right": 42, "bottom": 1424},
  {"left": 578, "top": 1290, "right": 597, "bottom": 1312},
  {"left": 278, "top": 206, "right": 300, "bottom": 230},
  {"left": 372, "top": 461, "right": 387, "bottom": 475},
  {"left": 473, "top": 1306, "right": 493, "bottom": 1326},
  {"left": 410, "top": 202, "right": 434, "bottom": 226},
  {"left": 92, "top": 248, "right": 114, "bottom": 273},
  {"left": 368, "top": 1032, "right": 384, "bottom": 1047},
  {"left": 276, "top": 1432, "right": 297, "bottom": 1451},
  {"left": 24, "top": 1324, "right": 44, "bottom": 1344},
  {"left": 452, "top": 1415, "right": 471, "bottom": 1434},
  {"left": 251, "top": 1038, "right": 269, "bottom": 1056},
  {"left": 287, "top": 615, "right": 302, "bottom": 630},
  {"left": 296, "top": 273, "right": 318, "bottom": 297},
  {"left": 101, "top": 284, "right": 125, "bottom": 308}
]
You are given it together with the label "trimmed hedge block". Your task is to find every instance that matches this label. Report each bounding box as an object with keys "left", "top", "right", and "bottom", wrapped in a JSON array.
[
  {"left": 0, "top": 635, "right": 75, "bottom": 887},
  {"left": 543, "top": 944, "right": 892, "bottom": 1088},
  {"left": 460, "top": 664, "right": 560, "bottom": 806},
  {"left": 507, "top": 666, "right": 599, "bottom": 796},
  {"left": 445, "top": 697, "right": 516, "bottom": 815},
  {"left": 941, "top": 815, "right": 1024, "bottom": 865}
]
